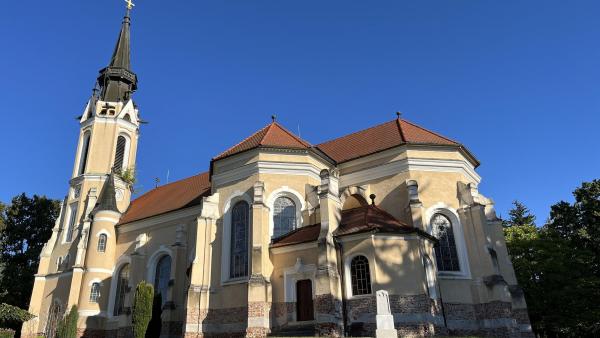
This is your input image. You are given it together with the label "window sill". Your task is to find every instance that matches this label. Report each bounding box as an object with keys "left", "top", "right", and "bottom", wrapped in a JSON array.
[
  {"left": 438, "top": 271, "right": 471, "bottom": 280},
  {"left": 347, "top": 293, "right": 373, "bottom": 300}
]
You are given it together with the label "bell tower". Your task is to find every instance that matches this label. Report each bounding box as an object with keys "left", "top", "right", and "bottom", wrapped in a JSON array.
[{"left": 25, "top": 4, "right": 141, "bottom": 336}]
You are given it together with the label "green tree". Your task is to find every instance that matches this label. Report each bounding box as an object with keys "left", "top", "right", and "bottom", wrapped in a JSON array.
[
  {"left": 505, "top": 183, "right": 600, "bottom": 337},
  {"left": 132, "top": 281, "right": 154, "bottom": 338},
  {"left": 55, "top": 305, "right": 78, "bottom": 338},
  {"left": 503, "top": 200, "right": 536, "bottom": 228},
  {"left": 0, "top": 194, "right": 59, "bottom": 333}
]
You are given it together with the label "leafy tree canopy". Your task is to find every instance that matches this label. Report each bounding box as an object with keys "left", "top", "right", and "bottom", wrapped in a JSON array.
[
  {"left": 0, "top": 194, "right": 60, "bottom": 314},
  {"left": 504, "top": 181, "right": 600, "bottom": 337}
]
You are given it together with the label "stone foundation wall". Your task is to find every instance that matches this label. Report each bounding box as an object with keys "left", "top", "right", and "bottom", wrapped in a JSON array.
[
  {"left": 184, "top": 306, "right": 248, "bottom": 337},
  {"left": 444, "top": 301, "right": 528, "bottom": 338},
  {"left": 314, "top": 294, "right": 343, "bottom": 337},
  {"left": 345, "top": 294, "right": 441, "bottom": 337}
]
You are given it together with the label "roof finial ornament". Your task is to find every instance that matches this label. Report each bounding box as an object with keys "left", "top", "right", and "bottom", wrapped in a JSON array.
[
  {"left": 396, "top": 111, "right": 402, "bottom": 119},
  {"left": 125, "top": 0, "right": 135, "bottom": 10},
  {"left": 271, "top": 114, "right": 277, "bottom": 123},
  {"left": 369, "top": 193, "right": 376, "bottom": 206}
]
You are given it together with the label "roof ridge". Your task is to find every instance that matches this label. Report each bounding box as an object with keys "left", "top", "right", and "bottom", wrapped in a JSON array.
[
  {"left": 270, "top": 122, "right": 312, "bottom": 147},
  {"left": 395, "top": 118, "right": 407, "bottom": 143},
  {"left": 317, "top": 119, "right": 397, "bottom": 146},
  {"left": 258, "top": 123, "right": 275, "bottom": 146},
  {"left": 213, "top": 124, "right": 271, "bottom": 159},
  {"left": 400, "top": 119, "right": 459, "bottom": 145}
]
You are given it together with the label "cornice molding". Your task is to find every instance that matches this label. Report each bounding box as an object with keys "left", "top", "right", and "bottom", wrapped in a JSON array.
[
  {"left": 339, "top": 157, "right": 480, "bottom": 188},
  {"left": 212, "top": 160, "right": 324, "bottom": 187}
]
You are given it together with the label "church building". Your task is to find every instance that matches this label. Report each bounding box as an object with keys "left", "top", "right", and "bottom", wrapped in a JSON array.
[{"left": 24, "top": 5, "right": 532, "bottom": 338}]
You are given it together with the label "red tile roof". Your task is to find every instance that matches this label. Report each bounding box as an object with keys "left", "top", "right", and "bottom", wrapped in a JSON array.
[
  {"left": 317, "top": 118, "right": 458, "bottom": 163},
  {"left": 213, "top": 122, "right": 311, "bottom": 160},
  {"left": 270, "top": 223, "right": 321, "bottom": 248},
  {"left": 122, "top": 118, "right": 472, "bottom": 224},
  {"left": 118, "top": 172, "right": 211, "bottom": 225},
  {"left": 334, "top": 204, "right": 417, "bottom": 237},
  {"left": 271, "top": 204, "right": 436, "bottom": 248}
]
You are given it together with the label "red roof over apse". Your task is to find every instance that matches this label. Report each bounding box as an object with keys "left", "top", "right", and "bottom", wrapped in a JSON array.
[
  {"left": 213, "top": 122, "right": 311, "bottom": 160},
  {"left": 316, "top": 118, "right": 458, "bottom": 163}
]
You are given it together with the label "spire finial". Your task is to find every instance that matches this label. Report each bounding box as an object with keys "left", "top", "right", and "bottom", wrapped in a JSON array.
[
  {"left": 396, "top": 111, "right": 402, "bottom": 119},
  {"left": 271, "top": 114, "right": 277, "bottom": 123},
  {"left": 125, "top": 0, "right": 135, "bottom": 10}
]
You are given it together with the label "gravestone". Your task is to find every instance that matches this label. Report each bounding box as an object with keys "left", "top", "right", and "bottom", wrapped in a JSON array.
[{"left": 376, "top": 290, "right": 398, "bottom": 338}]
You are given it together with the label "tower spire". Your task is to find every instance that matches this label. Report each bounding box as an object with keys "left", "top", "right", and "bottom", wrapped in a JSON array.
[{"left": 97, "top": 2, "right": 138, "bottom": 102}]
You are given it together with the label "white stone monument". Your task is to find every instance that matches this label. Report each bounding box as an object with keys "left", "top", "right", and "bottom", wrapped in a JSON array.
[{"left": 375, "top": 290, "right": 398, "bottom": 338}]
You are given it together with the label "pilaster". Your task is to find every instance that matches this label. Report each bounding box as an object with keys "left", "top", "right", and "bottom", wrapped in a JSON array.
[
  {"left": 406, "top": 179, "right": 425, "bottom": 231},
  {"left": 186, "top": 193, "right": 219, "bottom": 338},
  {"left": 246, "top": 181, "right": 271, "bottom": 337},
  {"left": 314, "top": 169, "right": 343, "bottom": 337}
]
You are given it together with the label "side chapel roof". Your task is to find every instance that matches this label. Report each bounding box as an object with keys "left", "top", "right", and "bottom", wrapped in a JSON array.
[{"left": 270, "top": 203, "right": 436, "bottom": 248}]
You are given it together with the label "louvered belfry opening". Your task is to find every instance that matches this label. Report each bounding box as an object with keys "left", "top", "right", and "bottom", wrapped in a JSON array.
[{"left": 113, "top": 135, "right": 126, "bottom": 172}]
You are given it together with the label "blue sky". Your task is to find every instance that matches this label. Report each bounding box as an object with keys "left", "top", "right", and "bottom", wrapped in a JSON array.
[{"left": 1, "top": 1, "right": 598, "bottom": 224}]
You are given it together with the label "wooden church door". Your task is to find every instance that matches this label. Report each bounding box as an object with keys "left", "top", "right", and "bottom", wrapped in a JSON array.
[{"left": 296, "top": 279, "right": 314, "bottom": 321}]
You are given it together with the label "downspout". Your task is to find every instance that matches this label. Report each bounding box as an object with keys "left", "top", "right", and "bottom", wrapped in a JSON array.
[{"left": 334, "top": 237, "right": 348, "bottom": 336}]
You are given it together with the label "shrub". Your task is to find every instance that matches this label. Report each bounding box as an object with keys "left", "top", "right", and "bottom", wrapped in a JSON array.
[
  {"left": 132, "top": 281, "right": 154, "bottom": 338},
  {"left": 0, "top": 303, "right": 34, "bottom": 324},
  {"left": 56, "top": 305, "right": 78, "bottom": 338},
  {"left": 0, "top": 328, "right": 15, "bottom": 338}
]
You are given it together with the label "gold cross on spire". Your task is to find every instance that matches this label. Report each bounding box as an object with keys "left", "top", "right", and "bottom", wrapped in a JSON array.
[{"left": 125, "top": 0, "right": 135, "bottom": 10}]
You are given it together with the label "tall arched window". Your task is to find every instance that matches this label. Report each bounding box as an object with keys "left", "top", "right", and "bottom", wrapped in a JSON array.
[
  {"left": 230, "top": 201, "right": 249, "bottom": 279},
  {"left": 431, "top": 213, "right": 460, "bottom": 272},
  {"left": 97, "top": 234, "right": 107, "bottom": 252},
  {"left": 273, "top": 196, "right": 296, "bottom": 238},
  {"left": 114, "top": 264, "right": 130, "bottom": 315},
  {"left": 113, "top": 135, "right": 127, "bottom": 172},
  {"left": 64, "top": 203, "right": 77, "bottom": 243},
  {"left": 154, "top": 255, "right": 171, "bottom": 306},
  {"left": 90, "top": 283, "right": 101, "bottom": 303},
  {"left": 78, "top": 132, "right": 91, "bottom": 175},
  {"left": 350, "top": 255, "right": 372, "bottom": 296}
]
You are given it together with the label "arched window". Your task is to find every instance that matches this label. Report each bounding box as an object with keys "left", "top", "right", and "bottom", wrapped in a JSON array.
[
  {"left": 97, "top": 234, "right": 107, "bottom": 252},
  {"left": 114, "top": 264, "right": 130, "bottom": 315},
  {"left": 64, "top": 203, "right": 77, "bottom": 243},
  {"left": 123, "top": 114, "right": 131, "bottom": 122},
  {"left": 431, "top": 213, "right": 460, "bottom": 272},
  {"left": 56, "top": 256, "right": 63, "bottom": 271},
  {"left": 90, "top": 283, "right": 101, "bottom": 303},
  {"left": 78, "top": 132, "right": 91, "bottom": 175},
  {"left": 154, "top": 255, "right": 171, "bottom": 306},
  {"left": 350, "top": 255, "right": 372, "bottom": 296},
  {"left": 230, "top": 201, "right": 249, "bottom": 279},
  {"left": 113, "top": 135, "right": 127, "bottom": 172},
  {"left": 273, "top": 196, "right": 296, "bottom": 238}
]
